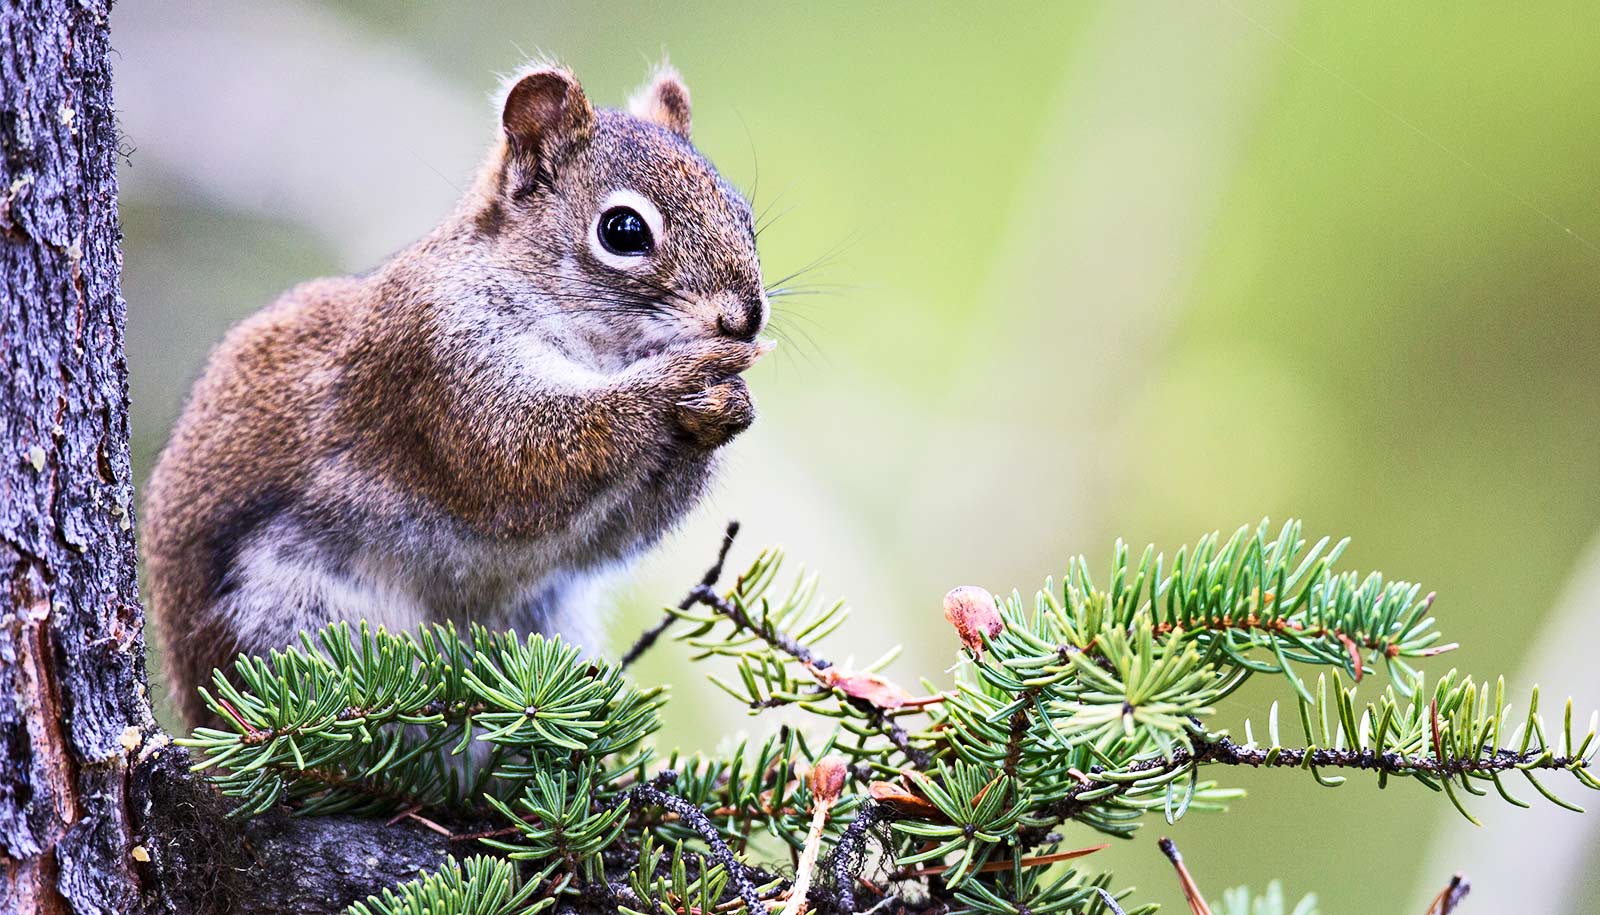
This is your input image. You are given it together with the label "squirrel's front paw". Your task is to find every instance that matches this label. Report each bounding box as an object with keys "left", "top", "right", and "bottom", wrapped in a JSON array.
[
  {"left": 639, "top": 338, "right": 767, "bottom": 449},
  {"left": 674, "top": 376, "right": 755, "bottom": 449}
]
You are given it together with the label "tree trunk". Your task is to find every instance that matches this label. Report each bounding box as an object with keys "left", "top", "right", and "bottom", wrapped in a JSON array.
[
  {"left": 0, "top": 4, "right": 447, "bottom": 912},
  {"left": 1, "top": 1, "right": 151, "bottom": 910}
]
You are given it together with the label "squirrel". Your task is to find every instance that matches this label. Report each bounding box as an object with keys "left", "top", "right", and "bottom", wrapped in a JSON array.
[{"left": 143, "top": 63, "right": 772, "bottom": 728}]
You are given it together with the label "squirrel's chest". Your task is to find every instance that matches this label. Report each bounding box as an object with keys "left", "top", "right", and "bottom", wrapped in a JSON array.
[
  {"left": 227, "top": 511, "right": 625, "bottom": 652},
  {"left": 360, "top": 512, "right": 630, "bottom": 631},
  {"left": 221, "top": 442, "right": 705, "bottom": 653}
]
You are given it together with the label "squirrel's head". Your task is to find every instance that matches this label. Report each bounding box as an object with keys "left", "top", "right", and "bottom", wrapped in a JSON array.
[{"left": 461, "top": 63, "right": 766, "bottom": 368}]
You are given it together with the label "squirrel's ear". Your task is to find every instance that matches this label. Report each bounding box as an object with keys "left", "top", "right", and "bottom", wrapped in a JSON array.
[
  {"left": 500, "top": 65, "right": 595, "bottom": 162},
  {"left": 628, "top": 66, "right": 692, "bottom": 139}
]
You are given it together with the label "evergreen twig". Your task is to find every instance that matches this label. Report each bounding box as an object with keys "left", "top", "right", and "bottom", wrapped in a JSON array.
[
  {"left": 828, "top": 801, "right": 884, "bottom": 913},
  {"left": 630, "top": 777, "right": 773, "bottom": 915},
  {"left": 621, "top": 521, "right": 743, "bottom": 670},
  {"left": 182, "top": 519, "right": 1599, "bottom": 915},
  {"left": 1425, "top": 874, "right": 1471, "bottom": 915},
  {"left": 691, "top": 583, "right": 833, "bottom": 670}
]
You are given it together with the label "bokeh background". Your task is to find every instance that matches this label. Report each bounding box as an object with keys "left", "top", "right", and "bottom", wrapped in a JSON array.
[{"left": 112, "top": 2, "right": 1600, "bottom": 911}]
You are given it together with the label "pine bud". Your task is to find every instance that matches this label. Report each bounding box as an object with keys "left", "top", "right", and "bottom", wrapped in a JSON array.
[
  {"left": 808, "top": 754, "right": 847, "bottom": 805},
  {"left": 943, "top": 585, "right": 1003, "bottom": 653}
]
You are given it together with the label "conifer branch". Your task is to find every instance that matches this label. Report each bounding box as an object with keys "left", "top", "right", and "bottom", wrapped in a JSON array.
[
  {"left": 621, "top": 521, "right": 743, "bottom": 669},
  {"left": 630, "top": 777, "right": 774, "bottom": 915},
  {"left": 181, "top": 520, "right": 1598, "bottom": 915},
  {"left": 828, "top": 801, "right": 883, "bottom": 914},
  {"left": 1193, "top": 734, "right": 1584, "bottom": 776},
  {"left": 1425, "top": 874, "right": 1471, "bottom": 915},
  {"left": 688, "top": 577, "right": 834, "bottom": 670}
]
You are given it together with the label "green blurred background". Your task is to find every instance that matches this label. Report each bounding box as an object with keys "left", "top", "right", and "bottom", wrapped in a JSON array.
[{"left": 113, "top": 2, "right": 1600, "bottom": 910}]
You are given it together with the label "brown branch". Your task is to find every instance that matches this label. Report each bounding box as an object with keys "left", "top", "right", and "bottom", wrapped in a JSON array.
[
  {"left": 280, "top": 761, "right": 471, "bottom": 820},
  {"left": 218, "top": 690, "right": 487, "bottom": 747},
  {"left": 690, "top": 584, "right": 832, "bottom": 670},
  {"left": 640, "top": 524, "right": 947, "bottom": 774},
  {"left": 828, "top": 802, "right": 883, "bottom": 914},
  {"left": 1148, "top": 595, "right": 1448, "bottom": 664},
  {"left": 631, "top": 777, "right": 774, "bottom": 915},
  {"left": 1198, "top": 736, "right": 1585, "bottom": 776},
  {"left": 1042, "top": 732, "right": 1587, "bottom": 826},
  {"left": 1424, "top": 873, "right": 1471, "bottom": 915},
  {"left": 858, "top": 702, "right": 933, "bottom": 770},
  {"left": 621, "top": 520, "right": 742, "bottom": 669},
  {"left": 1003, "top": 689, "right": 1039, "bottom": 777},
  {"left": 1158, "top": 838, "right": 1213, "bottom": 915}
]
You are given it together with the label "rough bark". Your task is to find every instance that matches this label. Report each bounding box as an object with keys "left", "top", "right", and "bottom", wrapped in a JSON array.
[
  {"left": 0, "top": 4, "right": 448, "bottom": 913},
  {"left": 1, "top": 1, "right": 151, "bottom": 911}
]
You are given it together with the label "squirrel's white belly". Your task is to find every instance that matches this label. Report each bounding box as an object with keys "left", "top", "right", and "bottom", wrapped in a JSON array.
[{"left": 225, "top": 512, "right": 624, "bottom": 660}]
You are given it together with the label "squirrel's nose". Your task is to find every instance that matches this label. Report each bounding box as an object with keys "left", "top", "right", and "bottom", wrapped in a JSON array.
[{"left": 716, "top": 296, "right": 767, "bottom": 341}]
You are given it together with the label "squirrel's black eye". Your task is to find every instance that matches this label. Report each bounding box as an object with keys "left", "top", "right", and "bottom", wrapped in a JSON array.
[{"left": 598, "top": 206, "right": 653, "bottom": 257}]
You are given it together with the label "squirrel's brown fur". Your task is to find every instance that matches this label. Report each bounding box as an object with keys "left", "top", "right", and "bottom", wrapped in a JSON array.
[{"left": 144, "top": 64, "right": 769, "bottom": 727}]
